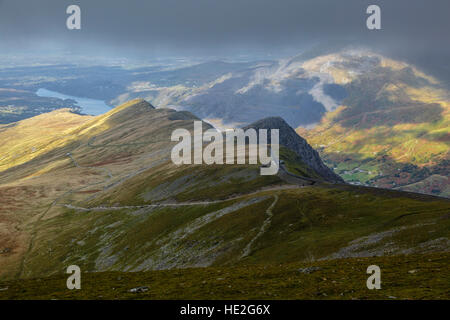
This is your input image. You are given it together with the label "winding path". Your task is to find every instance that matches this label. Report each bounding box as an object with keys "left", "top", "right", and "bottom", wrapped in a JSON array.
[
  {"left": 241, "top": 194, "right": 279, "bottom": 258},
  {"left": 61, "top": 185, "right": 296, "bottom": 212}
]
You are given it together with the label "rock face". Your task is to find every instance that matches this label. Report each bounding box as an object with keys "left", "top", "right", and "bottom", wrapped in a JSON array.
[{"left": 244, "top": 116, "right": 343, "bottom": 183}]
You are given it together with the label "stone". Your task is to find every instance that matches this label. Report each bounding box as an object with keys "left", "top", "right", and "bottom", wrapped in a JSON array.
[
  {"left": 297, "top": 266, "right": 321, "bottom": 274},
  {"left": 129, "top": 286, "right": 149, "bottom": 293}
]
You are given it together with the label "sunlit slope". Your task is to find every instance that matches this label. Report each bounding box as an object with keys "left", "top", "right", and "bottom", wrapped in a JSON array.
[
  {"left": 0, "top": 99, "right": 196, "bottom": 278},
  {"left": 0, "top": 99, "right": 285, "bottom": 279},
  {"left": 299, "top": 53, "right": 450, "bottom": 197},
  {"left": 0, "top": 109, "right": 92, "bottom": 173},
  {"left": 0, "top": 99, "right": 157, "bottom": 177}
]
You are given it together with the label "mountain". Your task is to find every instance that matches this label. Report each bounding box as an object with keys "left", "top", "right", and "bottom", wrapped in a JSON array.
[
  {"left": 296, "top": 51, "right": 450, "bottom": 197},
  {"left": 244, "top": 117, "right": 343, "bottom": 183},
  {"left": 135, "top": 49, "right": 449, "bottom": 197},
  {"left": 0, "top": 99, "right": 448, "bottom": 293},
  {"left": 144, "top": 58, "right": 326, "bottom": 129}
]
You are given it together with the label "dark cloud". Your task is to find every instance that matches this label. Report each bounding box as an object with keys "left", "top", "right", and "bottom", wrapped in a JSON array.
[{"left": 0, "top": 0, "right": 448, "bottom": 78}]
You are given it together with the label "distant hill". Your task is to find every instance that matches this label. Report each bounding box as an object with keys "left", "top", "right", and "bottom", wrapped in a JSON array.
[
  {"left": 0, "top": 88, "right": 81, "bottom": 124},
  {"left": 297, "top": 51, "right": 450, "bottom": 198},
  {"left": 142, "top": 56, "right": 328, "bottom": 128}
]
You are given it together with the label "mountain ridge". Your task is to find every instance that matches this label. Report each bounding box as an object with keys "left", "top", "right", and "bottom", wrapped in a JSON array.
[{"left": 0, "top": 99, "right": 448, "bottom": 282}]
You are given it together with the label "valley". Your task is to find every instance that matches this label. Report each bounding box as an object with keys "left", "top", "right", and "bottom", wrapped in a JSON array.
[{"left": 36, "top": 88, "right": 112, "bottom": 115}]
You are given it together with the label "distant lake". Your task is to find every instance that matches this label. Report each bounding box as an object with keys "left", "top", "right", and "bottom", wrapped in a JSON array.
[{"left": 36, "top": 88, "right": 112, "bottom": 116}]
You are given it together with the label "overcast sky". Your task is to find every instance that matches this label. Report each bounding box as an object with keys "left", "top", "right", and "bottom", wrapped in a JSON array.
[{"left": 0, "top": 0, "right": 448, "bottom": 77}]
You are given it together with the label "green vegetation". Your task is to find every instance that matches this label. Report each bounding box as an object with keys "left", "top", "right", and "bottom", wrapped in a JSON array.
[
  {"left": 280, "top": 146, "right": 322, "bottom": 179},
  {"left": 17, "top": 184, "right": 450, "bottom": 280},
  {"left": 1, "top": 252, "right": 448, "bottom": 300}
]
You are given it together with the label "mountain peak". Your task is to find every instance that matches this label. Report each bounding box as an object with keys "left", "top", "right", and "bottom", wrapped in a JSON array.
[
  {"left": 245, "top": 116, "right": 343, "bottom": 183},
  {"left": 244, "top": 116, "right": 290, "bottom": 129},
  {"left": 95, "top": 98, "right": 155, "bottom": 124},
  {"left": 112, "top": 99, "right": 155, "bottom": 113}
]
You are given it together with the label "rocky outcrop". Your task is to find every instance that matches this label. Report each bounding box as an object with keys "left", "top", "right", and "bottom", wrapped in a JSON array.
[{"left": 244, "top": 116, "right": 343, "bottom": 183}]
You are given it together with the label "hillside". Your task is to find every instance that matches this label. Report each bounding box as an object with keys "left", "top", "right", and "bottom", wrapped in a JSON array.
[
  {"left": 0, "top": 99, "right": 448, "bottom": 300},
  {"left": 0, "top": 99, "right": 307, "bottom": 279},
  {"left": 2, "top": 252, "right": 449, "bottom": 300},
  {"left": 297, "top": 51, "right": 450, "bottom": 198}
]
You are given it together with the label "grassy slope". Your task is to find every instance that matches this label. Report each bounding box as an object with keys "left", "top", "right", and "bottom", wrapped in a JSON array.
[
  {"left": 1, "top": 252, "right": 448, "bottom": 300},
  {"left": 0, "top": 109, "right": 93, "bottom": 173},
  {"left": 18, "top": 185, "right": 450, "bottom": 280},
  {"left": 0, "top": 99, "right": 287, "bottom": 279}
]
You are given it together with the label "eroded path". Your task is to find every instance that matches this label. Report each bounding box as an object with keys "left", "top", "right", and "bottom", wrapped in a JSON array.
[
  {"left": 241, "top": 194, "right": 279, "bottom": 258},
  {"left": 62, "top": 186, "right": 293, "bottom": 211},
  {"left": 17, "top": 152, "right": 115, "bottom": 278}
]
